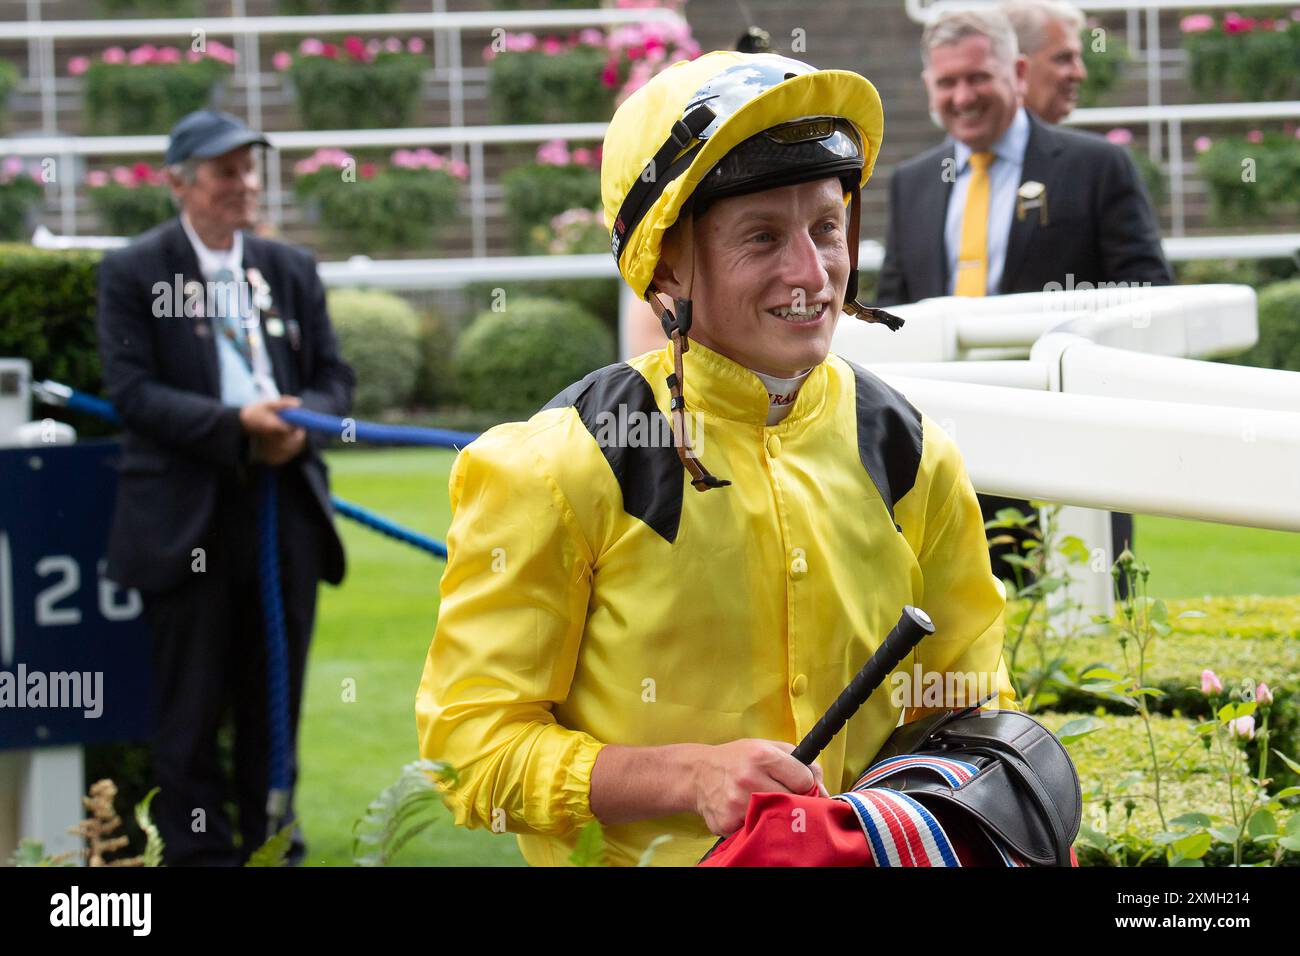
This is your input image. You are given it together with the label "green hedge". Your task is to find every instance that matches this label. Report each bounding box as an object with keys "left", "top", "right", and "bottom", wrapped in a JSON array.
[
  {"left": 88, "top": 185, "right": 174, "bottom": 238},
  {"left": 1042, "top": 711, "right": 1299, "bottom": 865},
  {"left": 297, "top": 166, "right": 461, "bottom": 254},
  {"left": 453, "top": 296, "right": 614, "bottom": 416},
  {"left": 1222, "top": 280, "right": 1300, "bottom": 374},
  {"left": 326, "top": 288, "right": 422, "bottom": 416},
  {"left": 1197, "top": 132, "right": 1300, "bottom": 224},
  {"left": 288, "top": 53, "right": 424, "bottom": 130},
  {"left": 0, "top": 178, "right": 43, "bottom": 242},
  {"left": 411, "top": 309, "right": 457, "bottom": 409},
  {"left": 0, "top": 244, "right": 104, "bottom": 411},
  {"left": 0, "top": 60, "right": 18, "bottom": 129}
]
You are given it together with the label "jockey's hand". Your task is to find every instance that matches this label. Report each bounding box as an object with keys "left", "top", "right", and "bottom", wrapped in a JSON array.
[{"left": 692, "top": 739, "right": 827, "bottom": 835}]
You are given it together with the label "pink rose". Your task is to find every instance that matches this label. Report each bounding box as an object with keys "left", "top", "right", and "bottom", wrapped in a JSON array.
[
  {"left": 1179, "top": 13, "right": 1215, "bottom": 33},
  {"left": 273, "top": 50, "right": 293, "bottom": 72},
  {"left": 1194, "top": 135, "right": 1213, "bottom": 153},
  {"left": 536, "top": 139, "right": 570, "bottom": 166},
  {"left": 68, "top": 56, "right": 90, "bottom": 76},
  {"left": 1257, "top": 683, "right": 1273, "bottom": 706},
  {"left": 391, "top": 149, "right": 415, "bottom": 168},
  {"left": 1223, "top": 12, "right": 1255, "bottom": 33},
  {"left": 300, "top": 38, "right": 325, "bottom": 56},
  {"left": 407, "top": 37, "right": 425, "bottom": 54},
  {"left": 384, "top": 37, "right": 403, "bottom": 54},
  {"left": 1201, "top": 669, "right": 1223, "bottom": 694},
  {"left": 578, "top": 28, "right": 605, "bottom": 47},
  {"left": 1106, "top": 127, "right": 1133, "bottom": 146},
  {"left": 1230, "top": 715, "right": 1256, "bottom": 740},
  {"left": 600, "top": 60, "right": 619, "bottom": 89},
  {"left": 359, "top": 163, "right": 377, "bottom": 179},
  {"left": 542, "top": 37, "right": 564, "bottom": 55},
  {"left": 447, "top": 159, "right": 469, "bottom": 180},
  {"left": 294, "top": 157, "right": 321, "bottom": 176},
  {"left": 344, "top": 36, "right": 367, "bottom": 61},
  {"left": 516, "top": 32, "right": 537, "bottom": 52},
  {"left": 1246, "top": 129, "right": 1264, "bottom": 143},
  {"left": 111, "top": 166, "right": 133, "bottom": 186},
  {"left": 155, "top": 47, "right": 181, "bottom": 64},
  {"left": 572, "top": 147, "right": 592, "bottom": 166},
  {"left": 102, "top": 46, "right": 127, "bottom": 65},
  {"left": 128, "top": 44, "right": 156, "bottom": 66},
  {"left": 321, "top": 42, "right": 339, "bottom": 59},
  {"left": 86, "top": 169, "right": 110, "bottom": 187},
  {"left": 3, "top": 155, "right": 24, "bottom": 178}
]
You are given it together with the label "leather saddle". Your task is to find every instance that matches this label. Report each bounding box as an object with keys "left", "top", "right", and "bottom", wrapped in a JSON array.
[{"left": 855, "top": 700, "right": 1082, "bottom": 866}]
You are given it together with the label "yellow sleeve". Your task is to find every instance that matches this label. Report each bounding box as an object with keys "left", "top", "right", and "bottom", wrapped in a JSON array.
[
  {"left": 415, "top": 421, "right": 606, "bottom": 835},
  {"left": 908, "top": 419, "right": 1019, "bottom": 719}
]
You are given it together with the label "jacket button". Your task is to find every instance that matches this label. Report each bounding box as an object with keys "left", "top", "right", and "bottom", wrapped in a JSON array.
[
  {"left": 791, "top": 673, "right": 808, "bottom": 697},
  {"left": 765, "top": 434, "right": 781, "bottom": 458}
]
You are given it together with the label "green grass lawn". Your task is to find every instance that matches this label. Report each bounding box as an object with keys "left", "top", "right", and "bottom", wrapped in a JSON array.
[{"left": 297, "top": 448, "right": 1299, "bottom": 866}]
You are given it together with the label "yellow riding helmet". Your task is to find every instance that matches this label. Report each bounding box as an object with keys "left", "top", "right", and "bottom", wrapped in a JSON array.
[{"left": 601, "top": 50, "right": 886, "bottom": 303}]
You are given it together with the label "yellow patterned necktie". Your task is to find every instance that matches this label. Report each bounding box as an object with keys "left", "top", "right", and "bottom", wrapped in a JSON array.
[{"left": 954, "top": 151, "right": 994, "bottom": 297}]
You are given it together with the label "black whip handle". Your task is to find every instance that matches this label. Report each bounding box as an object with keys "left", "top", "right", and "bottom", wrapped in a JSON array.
[{"left": 789, "top": 605, "right": 935, "bottom": 766}]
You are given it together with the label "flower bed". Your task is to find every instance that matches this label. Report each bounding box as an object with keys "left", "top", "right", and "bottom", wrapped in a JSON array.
[
  {"left": 0, "top": 157, "right": 43, "bottom": 241},
  {"left": 73, "top": 42, "right": 237, "bottom": 135},
  {"left": 501, "top": 139, "right": 602, "bottom": 252},
  {"left": 294, "top": 147, "right": 464, "bottom": 253},
  {"left": 86, "top": 163, "right": 173, "bottom": 237},
  {"left": 1194, "top": 129, "right": 1300, "bottom": 223},
  {"left": 486, "top": 18, "right": 699, "bottom": 125},
  {"left": 277, "top": 36, "right": 427, "bottom": 130},
  {"left": 1182, "top": 10, "right": 1300, "bottom": 101}
]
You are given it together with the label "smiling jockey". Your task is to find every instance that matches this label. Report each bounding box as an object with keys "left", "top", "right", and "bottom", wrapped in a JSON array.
[{"left": 416, "top": 50, "right": 1018, "bottom": 867}]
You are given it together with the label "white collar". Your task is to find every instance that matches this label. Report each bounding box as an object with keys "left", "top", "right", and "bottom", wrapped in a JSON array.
[{"left": 180, "top": 213, "right": 243, "bottom": 277}]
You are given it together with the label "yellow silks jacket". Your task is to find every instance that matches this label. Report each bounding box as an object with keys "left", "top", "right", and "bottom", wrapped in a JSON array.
[{"left": 416, "top": 339, "right": 1018, "bottom": 867}]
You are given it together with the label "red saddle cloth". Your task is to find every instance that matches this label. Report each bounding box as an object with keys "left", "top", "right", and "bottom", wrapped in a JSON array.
[{"left": 698, "top": 785, "right": 1080, "bottom": 867}]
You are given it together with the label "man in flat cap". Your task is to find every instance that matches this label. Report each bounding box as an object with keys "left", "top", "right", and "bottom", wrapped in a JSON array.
[{"left": 96, "top": 109, "right": 354, "bottom": 865}]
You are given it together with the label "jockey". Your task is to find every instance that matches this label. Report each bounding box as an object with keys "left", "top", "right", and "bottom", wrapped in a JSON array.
[{"left": 416, "top": 50, "right": 1018, "bottom": 867}]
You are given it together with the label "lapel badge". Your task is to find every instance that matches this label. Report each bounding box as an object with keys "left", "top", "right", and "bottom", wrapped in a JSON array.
[
  {"left": 1016, "top": 180, "right": 1048, "bottom": 225},
  {"left": 246, "top": 267, "right": 275, "bottom": 313},
  {"left": 286, "top": 318, "right": 302, "bottom": 351},
  {"left": 265, "top": 317, "right": 286, "bottom": 338}
]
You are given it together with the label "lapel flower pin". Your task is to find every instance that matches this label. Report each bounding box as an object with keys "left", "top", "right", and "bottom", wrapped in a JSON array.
[{"left": 1016, "top": 180, "right": 1048, "bottom": 225}]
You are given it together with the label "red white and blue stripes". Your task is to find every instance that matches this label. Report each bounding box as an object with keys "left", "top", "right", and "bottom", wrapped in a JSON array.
[
  {"left": 852, "top": 754, "right": 980, "bottom": 790},
  {"left": 835, "top": 789, "right": 961, "bottom": 867}
]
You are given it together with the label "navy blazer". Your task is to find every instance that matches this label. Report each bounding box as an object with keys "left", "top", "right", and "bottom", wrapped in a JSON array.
[
  {"left": 96, "top": 217, "right": 355, "bottom": 593},
  {"left": 876, "top": 111, "right": 1172, "bottom": 306}
]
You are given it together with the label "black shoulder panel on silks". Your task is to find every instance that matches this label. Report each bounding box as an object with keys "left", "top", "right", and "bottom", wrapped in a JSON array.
[
  {"left": 842, "top": 359, "right": 924, "bottom": 523},
  {"left": 542, "top": 363, "right": 684, "bottom": 544}
]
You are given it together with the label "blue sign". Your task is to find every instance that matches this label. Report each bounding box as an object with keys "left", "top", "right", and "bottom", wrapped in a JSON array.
[{"left": 0, "top": 441, "right": 153, "bottom": 750}]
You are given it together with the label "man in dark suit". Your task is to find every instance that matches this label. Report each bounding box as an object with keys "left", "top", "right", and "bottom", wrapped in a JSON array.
[
  {"left": 96, "top": 110, "right": 354, "bottom": 865},
  {"left": 876, "top": 7, "right": 1170, "bottom": 587}
]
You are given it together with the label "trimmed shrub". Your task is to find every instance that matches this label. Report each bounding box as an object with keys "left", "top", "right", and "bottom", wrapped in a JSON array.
[
  {"left": 83, "top": 58, "right": 230, "bottom": 135},
  {"left": 326, "top": 288, "right": 421, "bottom": 415},
  {"left": 286, "top": 50, "right": 425, "bottom": 130},
  {"left": 0, "top": 169, "right": 43, "bottom": 242},
  {"left": 488, "top": 45, "right": 613, "bottom": 125},
  {"left": 411, "top": 309, "right": 457, "bottom": 408},
  {"left": 453, "top": 297, "right": 614, "bottom": 416},
  {"left": 1223, "top": 280, "right": 1300, "bottom": 374},
  {"left": 0, "top": 60, "right": 18, "bottom": 130}
]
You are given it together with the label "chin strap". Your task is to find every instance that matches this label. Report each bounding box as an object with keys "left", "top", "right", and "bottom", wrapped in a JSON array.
[
  {"left": 647, "top": 216, "right": 730, "bottom": 492},
  {"left": 843, "top": 181, "right": 906, "bottom": 331}
]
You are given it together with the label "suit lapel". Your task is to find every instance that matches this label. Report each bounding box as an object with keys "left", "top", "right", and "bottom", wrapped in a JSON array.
[
  {"left": 161, "top": 219, "right": 221, "bottom": 397},
  {"left": 1001, "top": 115, "right": 1062, "bottom": 294},
  {"left": 241, "top": 235, "right": 294, "bottom": 396},
  {"left": 922, "top": 144, "right": 956, "bottom": 295}
]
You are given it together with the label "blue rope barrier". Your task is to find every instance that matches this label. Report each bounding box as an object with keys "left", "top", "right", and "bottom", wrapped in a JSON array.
[
  {"left": 279, "top": 406, "right": 477, "bottom": 450},
  {"left": 330, "top": 497, "right": 448, "bottom": 559},
  {"left": 257, "top": 468, "right": 292, "bottom": 838}
]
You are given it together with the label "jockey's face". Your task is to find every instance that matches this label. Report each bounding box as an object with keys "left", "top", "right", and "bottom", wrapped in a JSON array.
[{"left": 654, "top": 177, "right": 850, "bottom": 379}]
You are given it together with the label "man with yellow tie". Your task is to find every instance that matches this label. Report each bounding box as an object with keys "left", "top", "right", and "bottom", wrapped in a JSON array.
[{"left": 876, "top": 6, "right": 1169, "bottom": 585}]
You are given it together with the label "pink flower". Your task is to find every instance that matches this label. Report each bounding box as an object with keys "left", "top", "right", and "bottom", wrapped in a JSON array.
[
  {"left": 578, "top": 28, "right": 605, "bottom": 47},
  {"left": 86, "top": 169, "right": 110, "bottom": 187},
  {"left": 1230, "top": 715, "right": 1256, "bottom": 740},
  {"left": 344, "top": 36, "right": 367, "bottom": 61},
  {"left": 1257, "top": 683, "right": 1273, "bottom": 706},
  {"left": 128, "top": 44, "right": 156, "bottom": 66},
  {"left": 321, "top": 42, "right": 339, "bottom": 59},
  {"left": 68, "top": 56, "right": 91, "bottom": 76},
  {"left": 600, "top": 60, "right": 619, "bottom": 89},
  {"left": 294, "top": 157, "right": 321, "bottom": 176},
  {"left": 102, "top": 46, "right": 127, "bottom": 65},
  {"left": 300, "top": 38, "right": 325, "bottom": 56},
  {"left": 447, "top": 159, "right": 469, "bottom": 180},
  {"left": 572, "top": 147, "right": 592, "bottom": 166},
  {"left": 186, "top": 49, "right": 202, "bottom": 63},
  {"left": 536, "top": 138, "right": 570, "bottom": 166},
  {"left": 154, "top": 47, "right": 181, "bottom": 65},
  {"left": 359, "top": 162, "right": 377, "bottom": 179},
  {"left": 1223, "top": 12, "right": 1256, "bottom": 33},
  {"left": 273, "top": 50, "right": 293, "bottom": 72},
  {"left": 1202, "top": 669, "right": 1223, "bottom": 694},
  {"left": 1246, "top": 129, "right": 1264, "bottom": 143},
  {"left": 481, "top": 44, "right": 497, "bottom": 63},
  {"left": 111, "top": 166, "right": 133, "bottom": 186},
  {"left": 1106, "top": 127, "right": 1133, "bottom": 146},
  {"left": 391, "top": 149, "right": 415, "bottom": 168},
  {"left": 542, "top": 36, "right": 564, "bottom": 55},
  {"left": 1180, "top": 13, "right": 1215, "bottom": 33},
  {"left": 366, "top": 39, "right": 383, "bottom": 58},
  {"left": 1194, "top": 135, "right": 1213, "bottom": 153},
  {"left": 384, "top": 36, "right": 403, "bottom": 54},
  {"left": 407, "top": 37, "right": 425, "bottom": 54},
  {"left": 131, "top": 162, "right": 153, "bottom": 183},
  {"left": 3, "top": 155, "right": 24, "bottom": 178}
]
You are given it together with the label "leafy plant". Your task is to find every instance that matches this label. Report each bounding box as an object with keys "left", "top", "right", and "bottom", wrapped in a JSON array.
[
  {"left": 568, "top": 820, "right": 607, "bottom": 866},
  {"left": 352, "top": 759, "right": 457, "bottom": 866},
  {"left": 1196, "top": 131, "right": 1300, "bottom": 225},
  {"left": 327, "top": 287, "right": 423, "bottom": 415},
  {"left": 280, "top": 37, "right": 426, "bottom": 130},
  {"left": 0, "top": 60, "right": 19, "bottom": 130},
  {"left": 487, "top": 41, "right": 614, "bottom": 125},
  {"left": 86, "top": 163, "right": 173, "bottom": 237},
  {"left": 0, "top": 158, "right": 43, "bottom": 241},
  {"left": 501, "top": 157, "right": 601, "bottom": 252},
  {"left": 1079, "top": 28, "right": 1128, "bottom": 107},
  {"left": 245, "top": 823, "right": 297, "bottom": 867},
  {"left": 1183, "top": 14, "right": 1300, "bottom": 102},
  {"left": 80, "top": 44, "right": 235, "bottom": 135}
]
